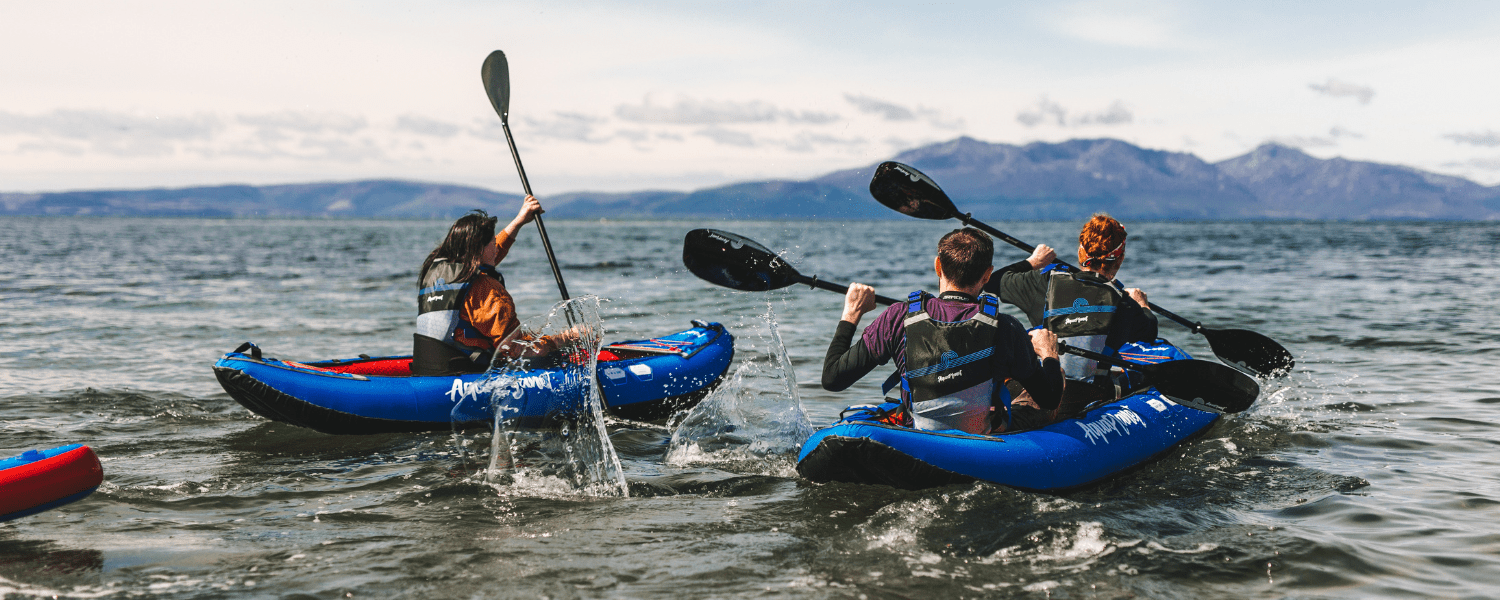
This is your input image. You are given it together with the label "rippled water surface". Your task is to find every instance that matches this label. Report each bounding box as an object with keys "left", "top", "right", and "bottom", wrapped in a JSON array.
[{"left": 2, "top": 217, "right": 1498, "bottom": 599}]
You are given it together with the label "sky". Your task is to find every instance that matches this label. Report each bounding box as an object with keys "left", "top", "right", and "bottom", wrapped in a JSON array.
[{"left": 3, "top": 0, "right": 1499, "bottom": 195}]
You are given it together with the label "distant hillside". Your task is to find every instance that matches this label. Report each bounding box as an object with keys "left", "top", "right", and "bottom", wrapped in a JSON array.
[
  {"left": 5, "top": 138, "right": 1498, "bottom": 219},
  {"left": 1215, "top": 144, "right": 1500, "bottom": 219},
  {"left": 0, "top": 180, "right": 521, "bottom": 218},
  {"left": 813, "top": 137, "right": 1263, "bottom": 220}
]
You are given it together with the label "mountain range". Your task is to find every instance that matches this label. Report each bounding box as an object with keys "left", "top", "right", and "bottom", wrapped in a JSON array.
[{"left": 4, "top": 138, "right": 1497, "bottom": 220}]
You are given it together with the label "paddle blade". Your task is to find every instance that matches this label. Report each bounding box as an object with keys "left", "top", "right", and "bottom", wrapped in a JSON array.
[
  {"left": 682, "top": 229, "right": 801, "bottom": 292},
  {"left": 868, "top": 161, "right": 958, "bottom": 220},
  {"left": 1203, "top": 327, "right": 1295, "bottom": 377},
  {"left": 481, "top": 50, "right": 511, "bottom": 122},
  {"left": 1145, "top": 359, "right": 1261, "bottom": 414}
]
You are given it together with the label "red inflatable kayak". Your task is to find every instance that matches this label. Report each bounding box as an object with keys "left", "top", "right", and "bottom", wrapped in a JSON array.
[{"left": 0, "top": 444, "right": 104, "bottom": 523}]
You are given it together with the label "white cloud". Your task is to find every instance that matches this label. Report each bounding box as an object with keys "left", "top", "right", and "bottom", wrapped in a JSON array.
[
  {"left": 844, "top": 94, "right": 915, "bottom": 121},
  {"left": 1265, "top": 134, "right": 1336, "bottom": 149},
  {"left": 615, "top": 97, "right": 837, "bottom": 125},
  {"left": 845, "top": 94, "right": 964, "bottom": 130},
  {"left": 520, "top": 112, "right": 609, "bottom": 144},
  {"left": 396, "top": 114, "right": 461, "bottom": 138},
  {"left": 1308, "top": 78, "right": 1374, "bottom": 104},
  {"left": 1017, "top": 97, "right": 1132, "bottom": 127},
  {"left": 693, "top": 126, "right": 756, "bottom": 147},
  {"left": 237, "top": 111, "right": 366, "bottom": 135},
  {"left": 1048, "top": 0, "right": 1183, "bottom": 49},
  {"left": 0, "top": 109, "right": 220, "bottom": 157},
  {"left": 1263, "top": 127, "right": 1363, "bottom": 150},
  {"left": 1330, "top": 126, "right": 1364, "bottom": 139},
  {"left": 1442, "top": 131, "right": 1500, "bottom": 147}
]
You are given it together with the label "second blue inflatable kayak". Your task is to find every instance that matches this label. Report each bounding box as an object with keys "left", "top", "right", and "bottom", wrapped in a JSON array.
[{"left": 213, "top": 322, "right": 734, "bottom": 434}]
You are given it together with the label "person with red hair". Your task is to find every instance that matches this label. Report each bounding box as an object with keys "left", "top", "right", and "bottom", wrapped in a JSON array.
[{"left": 985, "top": 213, "right": 1158, "bottom": 418}]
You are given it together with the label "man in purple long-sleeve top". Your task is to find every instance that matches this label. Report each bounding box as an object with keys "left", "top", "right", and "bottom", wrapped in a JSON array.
[{"left": 822, "top": 228, "right": 1065, "bottom": 434}]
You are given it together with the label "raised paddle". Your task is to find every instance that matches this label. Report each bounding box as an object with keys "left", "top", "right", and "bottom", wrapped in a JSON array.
[
  {"left": 481, "top": 50, "right": 570, "bottom": 301},
  {"left": 1058, "top": 344, "right": 1260, "bottom": 414},
  {"left": 682, "top": 229, "right": 900, "bottom": 305},
  {"left": 868, "top": 161, "right": 1295, "bottom": 377},
  {"left": 683, "top": 229, "right": 1260, "bottom": 414}
]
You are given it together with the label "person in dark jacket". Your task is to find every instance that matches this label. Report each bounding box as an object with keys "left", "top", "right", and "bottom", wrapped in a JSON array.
[
  {"left": 822, "top": 228, "right": 1064, "bottom": 434},
  {"left": 985, "top": 213, "right": 1157, "bottom": 418}
]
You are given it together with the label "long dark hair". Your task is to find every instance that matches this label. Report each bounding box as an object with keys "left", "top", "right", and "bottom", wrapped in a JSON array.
[{"left": 420, "top": 210, "right": 499, "bottom": 285}]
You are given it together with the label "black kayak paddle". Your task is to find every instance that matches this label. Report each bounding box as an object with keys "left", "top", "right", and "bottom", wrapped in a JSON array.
[
  {"left": 481, "top": 50, "right": 570, "bottom": 301},
  {"left": 683, "top": 229, "right": 899, "bottom": 305},
  {"left": 868, "top": 161, "right": 1295, "bottom": 377},
  {"left": 1059, "top": 344, "right": 1259, "bottom": 414}
]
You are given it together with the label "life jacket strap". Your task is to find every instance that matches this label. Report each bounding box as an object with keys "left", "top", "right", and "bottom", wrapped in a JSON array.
[{"left": 881, "top": 370, "right": 902, "bottom": 395}]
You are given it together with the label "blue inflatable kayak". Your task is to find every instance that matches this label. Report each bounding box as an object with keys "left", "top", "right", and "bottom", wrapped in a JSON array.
[
  {"left": 796, "top": 339, "right": 1223, "bottom": 492},
  {"left": 1, "top": 444, "right": 104, "bottom": 523},
  {"left": 213, "top": 322, "right": 733, "bottom": 434}
]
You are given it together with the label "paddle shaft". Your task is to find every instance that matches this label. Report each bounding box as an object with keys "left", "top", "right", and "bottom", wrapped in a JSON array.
[
  {"left": 1058, "top": 343, "right": 1143, "bottom": 373},
  {"left": 951, "top": 212, "right": 1203, "bottom": 333},
  {"left": 792, "top": 273, "right": 900, "bottom": 306},
  {"left": 498, "top": 119, "right": 570, "bottom": 301}
]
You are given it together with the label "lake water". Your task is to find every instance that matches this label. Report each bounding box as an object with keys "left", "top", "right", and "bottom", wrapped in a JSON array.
[{"left": 2, "top": 217, "right": 1498, "bottom": 599}]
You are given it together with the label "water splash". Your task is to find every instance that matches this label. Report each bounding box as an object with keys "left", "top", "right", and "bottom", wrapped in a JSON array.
[
  {"left": 665, "top": 298, "right": 813, "bottom": 473},
  {"left": 454, "top": 296, "right": 628, "bottom": 497}
]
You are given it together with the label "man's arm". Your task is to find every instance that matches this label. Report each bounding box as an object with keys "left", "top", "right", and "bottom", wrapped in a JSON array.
[
  {"left": 1011, "top": 328, "right": 1063, "bottom": 412},
  {"left": 822, "top": 283, "right": 882, "bottom": 392},
  {"left": 822, "top": 322, "right": 880, "bottom": 391},
  {"left": 988, "top": 243, "right": 1054, "bottom": 280},
  {"left": 1115, "top": 285, "right": 1159, "bottom": 343}
]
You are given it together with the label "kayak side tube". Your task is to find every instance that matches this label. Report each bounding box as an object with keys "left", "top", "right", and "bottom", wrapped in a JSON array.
[
  {"left": 0, "top": 445, "right": 105, "bottom": 523},
  {"left": 796, "top": 391, "right": 1219, "bottom": 493}
]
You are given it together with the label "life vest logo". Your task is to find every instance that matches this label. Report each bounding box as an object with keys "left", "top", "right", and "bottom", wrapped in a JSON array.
[
  {"left": 1064, "top": 316, "right": 1089, "bottom": 326},
  {"left": 937, "top": 371, "right": 962, "bottom": 383}
]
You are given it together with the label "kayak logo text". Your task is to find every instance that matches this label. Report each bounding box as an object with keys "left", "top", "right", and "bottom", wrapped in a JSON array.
[
  {"left": 446, "top": 378, "right": 484, "bottom": 404},
  {"left": 506, "top": 374, "right": 554, "bottom": 399},
  {"left": 445, "top": 374, "right": 554, "bottom": 404},
  {"left": 1077, "top": 408, "right": 1146, "bottom": 445}
]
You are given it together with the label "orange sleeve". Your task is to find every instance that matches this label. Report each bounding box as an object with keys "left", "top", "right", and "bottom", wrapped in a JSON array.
[
  {"left": 492, "top": 230, "right": 518, "bottom": 264},
  {"left": 455, "top": 275, "right": 519, "bottom": 349}
]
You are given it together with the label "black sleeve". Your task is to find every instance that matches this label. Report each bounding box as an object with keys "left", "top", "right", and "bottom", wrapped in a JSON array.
[
  {"left": 1110, "top": 300, "right": 1160, "bottom": 345},
  {"left": 1014, "top": 357, "right": 1064, "bottom": 412},
  {"left": 987, "top": 269, "right": 1048, "bottom": 327},
  {"left": 1139, "top": 306, "right": 1159, "bottom": 341},
  {"left": 822, "top": 321, "right": 881, "bottom": 392},
  {"left": 992, "top": 259, "right": 1033, "bottom": 278},
  {"left": 995, "top": 316, "right": 1063, "bottom": 411}
]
